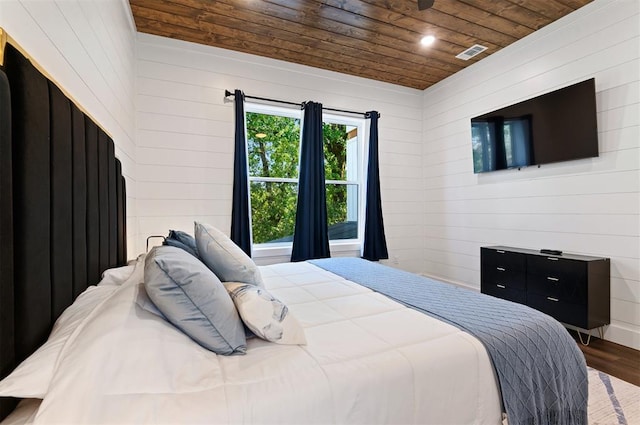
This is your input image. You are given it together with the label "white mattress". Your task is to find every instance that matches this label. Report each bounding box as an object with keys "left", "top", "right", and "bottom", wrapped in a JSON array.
[{"left": 25, "top": 261, "right": 503, "bottom": 424}]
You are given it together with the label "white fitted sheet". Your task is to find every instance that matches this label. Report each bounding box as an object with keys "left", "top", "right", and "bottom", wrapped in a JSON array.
[{"left": 26, "top": 261, "right": 502, "bottom": 424}]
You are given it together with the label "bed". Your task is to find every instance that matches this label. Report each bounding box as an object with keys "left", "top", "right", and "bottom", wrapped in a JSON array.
[
  {"left": 1, "top": 255, "right": 505, "bottom": 424},
  {"left": 0, "top": 37, "right": 588, "bottom": 425}
]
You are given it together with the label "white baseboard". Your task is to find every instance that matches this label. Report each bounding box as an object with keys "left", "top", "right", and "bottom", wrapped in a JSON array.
[{"left": 602, "top": 324, "right": 640, "bottom": 351}]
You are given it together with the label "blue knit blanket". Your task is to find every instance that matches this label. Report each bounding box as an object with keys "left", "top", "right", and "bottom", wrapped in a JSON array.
[{"left": 310, "top": 258, "right": 588, "bottom": 425}]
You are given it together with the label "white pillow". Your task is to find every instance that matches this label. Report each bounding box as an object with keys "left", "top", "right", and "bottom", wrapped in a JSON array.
[
  {"left": 0, "top": 260, "right": 142, "bottom": 398},
  {"left": 195, "top": 222, "right": 264, "bottom": 287},
  {"left": 98, "top": 254, "right": 145, "bottom": 287},
  {"left": 224, "top": 282, "right": 306, "bottom": 345}
]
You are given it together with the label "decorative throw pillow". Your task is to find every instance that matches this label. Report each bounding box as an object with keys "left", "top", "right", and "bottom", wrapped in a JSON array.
[
  {"left": 194, "top": 222, "right": 264, "bottom": 287},
  {"left": 224, "top": 282, "right": 306, "bottom": 345},
  {"left": 163, "top": 230, "right": 198, "bottom": 258},
  {"left": 144, "top": 246, "right": 246, "bottom": 355}
]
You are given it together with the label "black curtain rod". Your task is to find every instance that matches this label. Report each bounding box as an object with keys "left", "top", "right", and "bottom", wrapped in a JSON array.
[{"left": 224, "top": 90, "right": 377, "bottom": 118}]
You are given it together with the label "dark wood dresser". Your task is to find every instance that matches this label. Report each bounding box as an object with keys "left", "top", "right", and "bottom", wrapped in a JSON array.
[{"left": 481, "top": 246, "right": 610, "bottom": 330}]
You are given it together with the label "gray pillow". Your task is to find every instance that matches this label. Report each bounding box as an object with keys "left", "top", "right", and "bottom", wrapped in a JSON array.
[
  {"left": 144, "top": 246, "right": 246, "bottom": 355},
  {"left": 194, "top": 222, "right": 264, "bottom": 287},
  {"left": 163, "top": 230, "right": 198, "bottom": 258}
]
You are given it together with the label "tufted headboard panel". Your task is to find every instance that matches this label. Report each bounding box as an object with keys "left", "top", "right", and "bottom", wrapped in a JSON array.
[{"left": 0, "top": 42, "right": 127, "bottom": 419}]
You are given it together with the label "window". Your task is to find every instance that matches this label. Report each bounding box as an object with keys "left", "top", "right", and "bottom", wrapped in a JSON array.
[{"left": 246, "top": 104, "right": 364, "bottom": 248}]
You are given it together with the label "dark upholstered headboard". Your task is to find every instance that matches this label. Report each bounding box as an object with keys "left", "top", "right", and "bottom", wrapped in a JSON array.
[{"left": 0, "top": 42, "right": 127, "bottom": 419}]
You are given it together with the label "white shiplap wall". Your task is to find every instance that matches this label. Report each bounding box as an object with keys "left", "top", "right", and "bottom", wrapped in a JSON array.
[
  {"left": 0, "top": 0, "right": 138, "bottom": 255},
  {"left": 421, "top": 0, "right": 640, "bottom": 349},
  {"left": 8, "top": 0, "right": 634, "bottom": 348},
  {"left": 135, "top": 33, "right": 425, "bottom": 271}
]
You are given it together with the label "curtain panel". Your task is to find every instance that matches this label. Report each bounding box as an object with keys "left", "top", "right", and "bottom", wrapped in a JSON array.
[
  {"left": 230, "top": 89, "right": 252, "bottom": 257},
  {"left": 362, "top": 111, "right": 389, "bottom": 261},
  {"left": 291, "top": 101, "right": 330, "bottom": 262}
]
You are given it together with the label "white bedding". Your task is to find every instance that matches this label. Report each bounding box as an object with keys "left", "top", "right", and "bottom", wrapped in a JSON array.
[
  {"left": 1, "top": 400, "right": 40, "bottom": 425},
  {"left": 20, "top": 261, "right": 502, "bottom": 424}
]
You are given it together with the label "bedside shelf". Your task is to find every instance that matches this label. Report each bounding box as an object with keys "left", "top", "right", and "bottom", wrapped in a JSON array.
[{"left": 481, "top": 246, "right": 610, "bottom": 330}]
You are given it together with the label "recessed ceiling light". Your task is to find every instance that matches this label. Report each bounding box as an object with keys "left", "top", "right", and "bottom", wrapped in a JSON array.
[
  {"left": 255, "top": 133, "right": 267, "bottom": 138},
  {"left": 418, "top": 0, "right": 435, "bottom": 10},
  {"left": 420, "top": 35, "right": 436, "bottom": 46}
]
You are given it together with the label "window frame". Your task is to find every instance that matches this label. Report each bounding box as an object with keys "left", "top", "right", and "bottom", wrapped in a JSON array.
[{"left": 245, "top": 102, "right": 367, "bottom": 259}]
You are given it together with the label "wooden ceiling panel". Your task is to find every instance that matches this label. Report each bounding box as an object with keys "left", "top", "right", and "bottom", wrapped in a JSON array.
[{"left": 129, "top": 0, "right": 592, "bottom": 90}]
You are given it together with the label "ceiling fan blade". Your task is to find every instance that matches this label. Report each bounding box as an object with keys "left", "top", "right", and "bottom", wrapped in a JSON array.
[{"left": 418, "top": 0, "right": 434, "bottom": 10}]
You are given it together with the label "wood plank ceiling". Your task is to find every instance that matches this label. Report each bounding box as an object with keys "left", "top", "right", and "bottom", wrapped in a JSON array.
[{"left": 129, "top": 0, "right": 593, "bottom": 90}]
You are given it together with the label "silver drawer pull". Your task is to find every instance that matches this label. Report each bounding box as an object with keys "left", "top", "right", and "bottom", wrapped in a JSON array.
[
  {"left": 496, "top": 267, "right": 506, "bottom": 271},
  {"left": 547, "top": 277, "right": 559, "bottom": 282},
  {"left": 547, "top": 257, "right": 559, "bottom": 261},
  {"left": 496, "top": 284, "right": 506, "bottom": 289},
  {"left": 547, "top": 297, "right": 559, "bottom": 302},
  {"left": 496, "top": 250, "right": 505, "bottom": 254}
]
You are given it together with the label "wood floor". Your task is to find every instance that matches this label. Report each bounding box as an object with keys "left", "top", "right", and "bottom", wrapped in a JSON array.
[{"left": 570, "top": 330, "right": 640, "bottom": 386}]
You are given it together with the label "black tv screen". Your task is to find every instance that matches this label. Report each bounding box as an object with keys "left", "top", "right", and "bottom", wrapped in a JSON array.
[{"left": 471, "top": 78, "right": 599, "bottom": 173}]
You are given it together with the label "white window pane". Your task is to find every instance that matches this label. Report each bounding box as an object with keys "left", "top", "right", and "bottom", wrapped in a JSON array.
[
  {"left": 327, "top": 183, "right": 358, "bottom": 241},
  {"left": 246, "top": 112, "right": 300, "bottom": 179},
  {"left": 250, "top": 181, "right": 297, "bottom": 244},
  {"left": 323, "top": 122, "right": 357, "bottom": 181}
]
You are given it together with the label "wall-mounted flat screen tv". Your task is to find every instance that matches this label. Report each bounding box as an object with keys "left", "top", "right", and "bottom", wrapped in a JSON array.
[{"left": 471, "top": 78, "right": 598, "bottom": 173}]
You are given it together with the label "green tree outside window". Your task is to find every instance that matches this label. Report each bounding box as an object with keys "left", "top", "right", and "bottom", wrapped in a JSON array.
[{"left": 246, "top": 111, "right": 359, "bottom": 244}]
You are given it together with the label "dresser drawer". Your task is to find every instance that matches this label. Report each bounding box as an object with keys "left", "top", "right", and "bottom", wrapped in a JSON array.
[
  {"left": 527, "top": 293, "right": 586, "bottom": 328},
  {"left": 527, "top": 256, "right": 587, "bottom": 303},
  {"left": 482, "top": 283, "right": 526, "bottom": 305},
  {"left": 482, "top": 248, "right": 526, "bottom": 270},
  {"left": 481, "top": 248, "right": 526, "bottom": 291},
  {"left": 527, "top": 274, "right": 587, "bottom": 305},
  {"left": 527, "top": 255, "right": 586, "bottom": 281}
]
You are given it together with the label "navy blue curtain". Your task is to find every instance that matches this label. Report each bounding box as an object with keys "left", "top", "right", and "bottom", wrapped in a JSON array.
[
  {"left": 230, "top": 89, "right": 252, "bottom": 256},
  {"left": 362, "top": 111, "right": 388, "bottom": 261},
  {"left": 291, "top": 102, "right": 330, "bottom": 262}
]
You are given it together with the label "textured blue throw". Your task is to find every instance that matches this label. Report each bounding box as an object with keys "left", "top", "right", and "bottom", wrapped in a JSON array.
[{"left": 310, "top": 258, "right": 588, "bottom": 425}]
